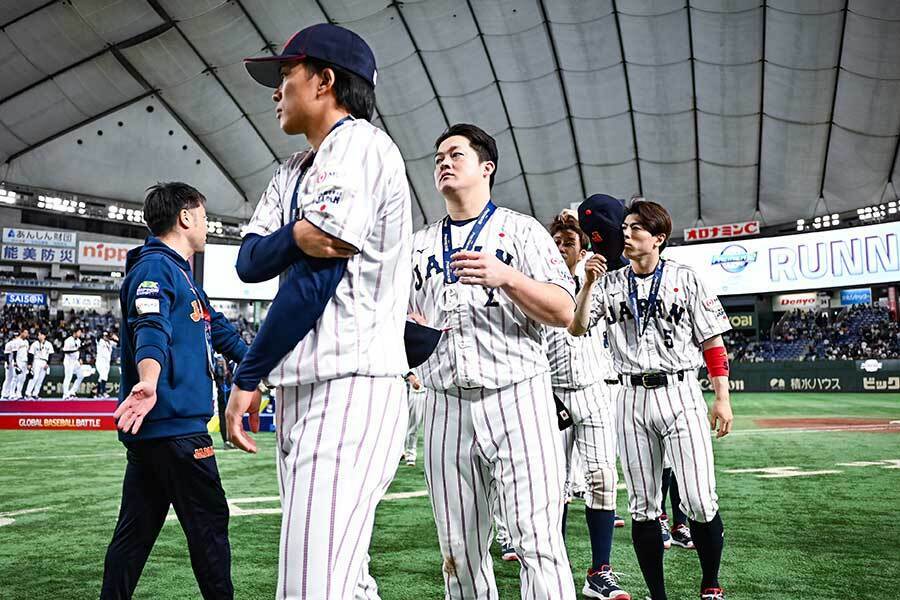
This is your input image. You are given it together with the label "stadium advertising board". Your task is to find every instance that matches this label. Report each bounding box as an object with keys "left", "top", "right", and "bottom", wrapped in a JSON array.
[
  {"left": 772, "top": 292, "right": 817, "bottom": 311},
  {"left": 3, "top": 227, "right": 77, "bottom": 248},
  {"left": 3, "top": 292, "right": 46, "bottom": 306},
  {"left": 727, "top": 311, "right": 755, "bottom": 329},
  {"left": 202, "top": 244, "right": 278, "bottom": 301},
  {"left": 683, "top": 220, "right": 759, "bottom": 243},
  {"left": 663, "top": 221, "right": 900, "bottom": 295},
  {"left": 840, "top": 288, "right": 872, "bottom": 306},
  {"left": 60, "top": 294, "right": 103, "bottom": 309},
  {"left": 77, "top": 241, "right": 137, "bottom": 268},
  {"left": 0, "top": 244, "right": 76, "bottom": 264}
]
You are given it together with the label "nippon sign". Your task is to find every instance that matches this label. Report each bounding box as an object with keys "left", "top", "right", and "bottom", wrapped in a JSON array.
[
  {"left": 77, "top": 241, "right": 137, "bottom": 268},
  {"left": 664, "top": 221, "right": 900, "bottom": 295},
  {"left": 1, "top": 245, "right": 76, "bottom": 264},
  {"left": 3, "top": 292, "right": 46, "bottom": 306},
  {"left": 684, "top": 221, "right": 759, "bottom": 243},
  {"left": 3, "top": 227, "right": 76, "bottom": 248},
  {"left": 772, "top": 292, "right": 818, "bottom": 311}
]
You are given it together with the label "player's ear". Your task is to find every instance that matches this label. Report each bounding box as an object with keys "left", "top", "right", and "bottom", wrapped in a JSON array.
[
  {"left": 482, "top": 160, "right": 495, "bottom": 179},
  {"left": 318, "top": 67, "right": 336, "bottom": 95},
  {"left": 655, "top": 232, "right": 667, "bottom": 250}
]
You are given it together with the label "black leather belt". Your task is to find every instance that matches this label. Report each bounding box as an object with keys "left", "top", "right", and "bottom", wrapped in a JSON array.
[
  {"left": 603, "top": 378, "right": 620, "bottom": 385},
  {"left": 620, "top": 371, "right": 686, "bottom": 389}
]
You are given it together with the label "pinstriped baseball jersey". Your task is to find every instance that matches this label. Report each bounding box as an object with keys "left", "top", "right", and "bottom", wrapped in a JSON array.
[
  {"left": 9, "top": 338, "right": 29, "bottom": 366},
  {"left": 587, "top": 259, "right": 731, "bottom": 373},
  {"left": 545, "top": 283, "right": 614, "bottom": 389},
  {"left": 62, "top": 335, "right": 81, "bottom": 362},
  {"left": 28, "top": 340, "right": 53, "bottom": 366},
  {"left": 409, "top": 206, "right": 576, "bottom": 390},
  {"left": 243, "top": 118, "right": 412, "bottom": 386}
]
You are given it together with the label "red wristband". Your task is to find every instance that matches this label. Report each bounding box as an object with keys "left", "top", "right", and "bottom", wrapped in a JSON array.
[{"left": 703, "top": 346, "right": 729, "bottom": 377}]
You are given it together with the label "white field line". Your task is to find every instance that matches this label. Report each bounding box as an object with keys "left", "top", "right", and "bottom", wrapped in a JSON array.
[
  {"left": 0, "top": 451, "right": 124, "bottom": 461},
  {"left": 0, "top": 506, "right": 52, "bottom": 518},
  {"left": 730, "top": 423, "right": 900, "bottom": 436}
]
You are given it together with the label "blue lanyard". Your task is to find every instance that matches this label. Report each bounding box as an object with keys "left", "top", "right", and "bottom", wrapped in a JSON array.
[
  {"left": 289, "top": 115, "right": 355, "bottom": 220},
  {"left": 627, "top": 259, "right": 665, "bottom": 338},
  {"left": 441, "top": 200, "right": 497, "bottom": 284}
]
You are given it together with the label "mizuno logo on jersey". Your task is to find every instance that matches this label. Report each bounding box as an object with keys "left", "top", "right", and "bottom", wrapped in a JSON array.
[{"left": 604, "top": 300, "right": 686, "bottom": 326}]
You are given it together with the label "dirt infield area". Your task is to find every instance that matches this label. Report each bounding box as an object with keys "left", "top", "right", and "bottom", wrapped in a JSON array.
[{"left": 754, "top": 417, "right": 900, "bottom": 432}]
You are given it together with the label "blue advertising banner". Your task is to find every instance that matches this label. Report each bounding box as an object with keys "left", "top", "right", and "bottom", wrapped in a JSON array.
[
  {"left": 840, "top": 288, "right": 872, "bottom": 306},
  {"left": 3, "top": 292, "right": 47, "bottom": 306}
]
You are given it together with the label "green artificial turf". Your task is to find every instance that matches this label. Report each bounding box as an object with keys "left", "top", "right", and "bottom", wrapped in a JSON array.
[{"left": 1, "top": 392, "right": 898, "bottom": 599}]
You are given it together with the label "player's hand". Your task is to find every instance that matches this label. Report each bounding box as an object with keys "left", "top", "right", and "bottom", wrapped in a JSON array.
[
  {"left": 709, "top": 398, "right": 733, "bottom": 438},
  {"left": 407, "top": 312, "right": 427, "bottom": 325},
  {"left": 114, "top": 381, "right": 158, "bottom": 434},
  {"left": 292, "top": 219, "right": 358, "bottom": 258},
  {"left": 450, "top": 251, "right": 514, "bottom": 289},
  {"left": 225, "top": 386, "right": 262, "bottom": 453},
  {"left": 406, "top": 373, "right": 422, "bottom": 390},
  {"left": 583, "top": 254, "right": 608, "bottom": 285}
]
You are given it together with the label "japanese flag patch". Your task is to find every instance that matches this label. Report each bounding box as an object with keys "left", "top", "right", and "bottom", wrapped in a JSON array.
[{"left": 135, "top": 297, "right": 160, "bottom": 315}]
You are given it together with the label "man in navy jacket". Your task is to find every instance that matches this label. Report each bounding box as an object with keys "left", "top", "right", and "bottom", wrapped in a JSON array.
[{"left": 100, "top": 182, "right": 255, "bottom": 600}]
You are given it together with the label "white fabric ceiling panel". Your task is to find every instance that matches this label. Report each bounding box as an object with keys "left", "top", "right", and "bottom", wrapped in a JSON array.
[
  {"left": 469, "top": 1, "right": 542, "bottom": 33},
  {"left": 347, "top": 6, "right": 416, "bottom": 68},
  {"left": 699, "top": 113, "right": 758, "bottom": 166},
  {"left": 492, "top": 129, "right": 524, "bottom": 181},
  {"left": 248, "top": 112, "right": 305, "bottom": 160},
  {"left": 6, "top": 98, "right": 245, "bottom": 214},
  {"left": 0, "top": 82, "right": 86, "bottom": 144},
  {"left": 833, "top": 71, "right": 900, "bottom": 136},
  {"left": 200, "top": 119, "right": 273, "bottom": 179},
  {"left": 216, "top": 62, "right": 277, "bottom": 115},
  {"left": 380, "top": 100, "right": 446, "bottom": 159},
  {"left": 842, "top": 11, "right": 900, "bottom": 79},
  {"left": 527, "top": 167, "right": 582, "bottom": 225},
  {"left": 236, "top": 163, "right": 279, "bottom": 217},
  {"left": 70, "top": 0, "right": 164, "bottom": 46},
  {"left": 764, "top": 63, "right": 837, "bottom": 124},
  {"left": 0, "top": 33, "right": 51, "bottom": 98},
  {"left": 515, "top": 122, "right": 575, "bottom": 173},
  {"left": 0, "top": 0, "right": 48, "bottom": 26},
  {"left": 765, "top": 8, "right": 842, "bottom": 70},
  {"left": 851, "top": 0, "right": 900, "bottom": 20},
  {"left": 162, "top": 75, "right": 243, "bottom": 136},
  {"left": 694, "top": 62, "right": 760, "bottom": 116},
  {"left": 410, "top": 189, "right": 427, "bottom": 228},
  {"left": 822, "top": 127, "right": 897, "bottom": 213},
  {"left": 440, "top": 84, "right": 507, "bottom": 134},
  {"left": 491, "top": 173, "right": 533, "bottom": 216},
  {"left": 549, "top": 15, "right": 620, "bottom": 72},
  {"left": 691, "top": 0, "right": 759, "bottom": 11},
  {"left": 768, "top": 0, "right": 844, "bottom": 14},
  {"left": 157, "top": 0, "right": 227, "bottom": 20},
  {"left": 239, "top": 0, "right": 326, "bottom": 49},
  {"left": 618, "top": 9, "right": 690, "bottom": 66},
  {"left": 6, "top": 2, "right": 106, "bottom": 76},
  {"left": 0, "top": 124, "right": 27, "bottom": 164},
  {"left": 482, "top": 28, "right": 555, "bottom": 82},
  {"left": 122, "top": 28, "right": 206, "bottom": 89},
  {"left": 583, "top": 163, "right": 639, "bottom": 200},
  {"left": 543, "top": 0, "right": 612, "bottom": 23},
  {"left": 634, "top": 112, "right": 695, "bottom": 163},
  {"left": 399, "top": 0, "right": 476, "bottom": 51},
  {"left": 627, "top": 63, "right": 693, "bottom": 114},
  {"left": 318, "top": 0, "right": 388, "bottom": 24},
  {"left": 421, "top": 38, "right": 495, "bottom": 96},
  {"left": 690, "top": 6, "right": 762, "bottom": 65},
  {"left": 892, "top": 149, "right": 900, "bottom": 201},
  {"left": 574, "top": 116, "right": 635, "bottom": 166},
  {"left": 640, "top": 162, "right": 698, "bottom": 231},
  {"left": 563, "top": 67, "right": 629, "bottom": 119},
  {"left": 54, "top": 53, "right": 145, "bottom": 116},
  {"left": 175, "top": 2, "right": 263, "bottom": 67},
  {"left": 698, "top": 163, "right": 757, "bottom": 224},
  {"left": 375, "top": 54, "right": 440, "bottom": 116},
  {"left": 617, "top": 0, "right": 683, "bottom": 17},
  {"left": 500, "top": 74, "right": 566, "bottom": 128},
  {"left": 759, "top": 119, "right": 829, "bottom": 223}
]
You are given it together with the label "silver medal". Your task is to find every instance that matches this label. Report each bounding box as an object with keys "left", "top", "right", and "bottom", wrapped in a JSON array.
[{"left": 440, "top": 285, "right": 460, "bottom": 311}]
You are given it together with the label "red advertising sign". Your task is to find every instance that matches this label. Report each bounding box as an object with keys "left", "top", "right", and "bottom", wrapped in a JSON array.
[
  {"left": 684, "top": 221, "right": 759, "bottom": 242},
  {"left": 0, "top": 399, "right": 118, "bottom": 430}
]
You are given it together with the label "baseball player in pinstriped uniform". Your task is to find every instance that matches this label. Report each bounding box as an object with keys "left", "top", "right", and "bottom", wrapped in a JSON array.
[
  {"left": 8, "top": 329, "right": 30, "bottom": 399},
  {"left": 61, "top": 328, "right": 83, "bottom": 399},
  {"left": 403, "top": 370, "right": 426, "bottom": 466},
  {"left": 25, "top": 332, "right": 54, "bottom": 399},
  {"left": 569, "top": 200, "right": 733, "bottom": 600},
  {"left": 230, "top": 24, "right": 412, "bottom": 600},
  {"left": 547, "top": 213, "right": 631, "bottom": 599},
  {"left": 409, "top": 123, "right": 577, "bottom": 600}
]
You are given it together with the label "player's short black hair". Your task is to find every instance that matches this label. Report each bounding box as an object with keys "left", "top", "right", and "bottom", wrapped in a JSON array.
[
  {"left": 434, "top": 123, "right": 499, "bottom": 189},
  {"left": 302, "top": 58, "right": 375, "bottom": 121},
  {"left": 143, "top": 182, "right": 206, "bottom": 236},
  {"left": 625, "top": 199, "right": 673, "bottom": 251}
]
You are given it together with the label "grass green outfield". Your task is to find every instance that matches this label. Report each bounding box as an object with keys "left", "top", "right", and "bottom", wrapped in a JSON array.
[{"left": 1, "top": 392, "right": 898, "bottom": 599}]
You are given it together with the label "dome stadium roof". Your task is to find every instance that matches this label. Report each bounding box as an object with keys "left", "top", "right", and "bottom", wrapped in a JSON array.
[{"left": 1, "top": 0, "right": 898, "bottom": 233}]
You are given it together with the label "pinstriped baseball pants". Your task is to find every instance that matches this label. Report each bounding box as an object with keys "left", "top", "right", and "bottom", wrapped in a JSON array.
[
  {"left": 616, "top": 376, "right": 719, "bottom": 523},
  {"left": 275, "top": 375, "right": 407, "bottom": 600},
  {"left": 423, "top": 373, "right": 576, "bottom": 600}
]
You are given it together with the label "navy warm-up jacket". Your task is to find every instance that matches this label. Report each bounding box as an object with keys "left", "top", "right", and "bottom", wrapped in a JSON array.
[{"left": 118, "top": 237, "right": 247, "bottom": 441}]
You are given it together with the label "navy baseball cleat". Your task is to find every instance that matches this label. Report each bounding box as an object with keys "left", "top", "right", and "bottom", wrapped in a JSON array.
[
  {"left": 614, "top": 514, "right": 625, "bottom": 527},
  {"left": 701, "top": 588, "right": 725, "bottom": 599},
  {"left": 659, "top": 515, "right": 672, "bottom": 549},
  {"left": 583, "top": 566, "right": 631, "bottom": 599},
  {"left": 671, "top": 523, "right": 694, "bottom": 549},
  {"left": 500, "top": 544, "right": 518, "bottom": 562}
]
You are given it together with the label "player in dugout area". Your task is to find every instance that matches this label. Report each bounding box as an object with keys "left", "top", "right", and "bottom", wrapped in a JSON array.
[
  {"left": 100, "top": 182, "right": 255, "bottom": 600},
  {"left": 569, "top": 199, "right": 733, "bottom": 600}
]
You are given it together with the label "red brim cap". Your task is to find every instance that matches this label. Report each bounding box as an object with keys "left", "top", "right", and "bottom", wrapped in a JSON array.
[{"left": 243, "top": 54, "right": 307, "bottom": 88}]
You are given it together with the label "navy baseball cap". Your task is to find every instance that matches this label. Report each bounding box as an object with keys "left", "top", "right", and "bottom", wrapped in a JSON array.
[
  {"left": 578, "top": 194, "right": 628, "bottom": 271},
  {"left": 244, "top": 23, "right": 377, "bottom": 88}
]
